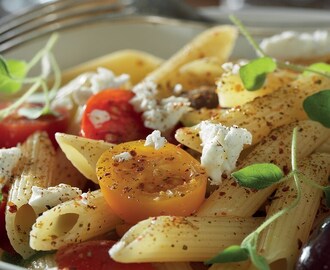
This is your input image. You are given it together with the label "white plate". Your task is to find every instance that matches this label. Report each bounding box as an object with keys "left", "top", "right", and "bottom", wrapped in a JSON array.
[
  {"left": 0, "top": 14, "right": 325, "bottom": 270},
  {"left": 200, "top": 5, "right": 330, "bottom": 28}
]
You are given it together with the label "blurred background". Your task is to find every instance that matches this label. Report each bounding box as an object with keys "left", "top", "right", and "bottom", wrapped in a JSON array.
[{"left": 1, "top": 0, "right": 330, "bottom": 18}]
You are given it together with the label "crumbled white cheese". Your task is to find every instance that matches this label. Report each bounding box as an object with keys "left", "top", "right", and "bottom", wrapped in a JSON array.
[
  {"left": 145, "top": 130, "right": 167, "bottom": 150},
  {"left": 173, "top": 84, "right": 183, "bottom": 95},
  {"left": 112, "top": 152, "right": 133, "bottom": 162},
  {"left": 198, "top": 121, "right": 252, "bottom": 185},
  {"left": 52, "top": 68, "right": 130, "bottom": 107},
  {"left": 260, "top": 30, "right": 330, "bottom": 60},
  {"left": 90, "top": 67, "right": 130, "bottom": 93},
  {"left": 131, "top": 80, "right": 191, "bottom": 132},
  {"left": 29, "top": 184, "right": 82, "bottom": 214},
  {"left": 88, "top": 109, "right": 111, "bottom": 128},
  {"left": 0, "top": 147, "right": 21, "bottom": 190},
  {"left": 221, "top": 60, "right": 248, "bottom": 75}
]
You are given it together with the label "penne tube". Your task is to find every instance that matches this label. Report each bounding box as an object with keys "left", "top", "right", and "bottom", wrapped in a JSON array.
[
  {"left": 55, "top": 133, "right": 114, "bottom": 183},
  {"left": 315, "top": 135, "right": 330, "bottom": 154},
  {"left": 197, "top": 120, "right": 330, "bottom": 217},
  {"left": 30, "top": 189, "right": 122, "bottom": 250},
  {"left": 142, "top": 25, "right": 238, "bottom": 98},
  {"left": 5, "top": 132, "right": 57, "bottom": 258},
  {"left": 257, "top": 153, "right": 330, "bottom": 269},
  {"left": 110, "top": 216, "right": 262, "bottom": 263},
  {"left": 176, "top": 74, "right": 330, "bottom": 152},
  {"left": 60, "top": 49, "right": 163, "bottom": 85}
]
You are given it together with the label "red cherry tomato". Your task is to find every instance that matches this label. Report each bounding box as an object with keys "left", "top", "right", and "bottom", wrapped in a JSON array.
[
  {"left": 55, "top": 240, "right": 156, "bottom": 270},
  {"left": 0, "top": 186, "right": 16, "bottom": 254},
  {"left": 81, "top": 89, "right": 152, "bottom": 144},
  {"left": 0, "top": 103, "right": 69, "bottom": 148}
]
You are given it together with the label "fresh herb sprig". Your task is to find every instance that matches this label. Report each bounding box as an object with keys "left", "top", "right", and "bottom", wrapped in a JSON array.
[
  {"left": 229, "top": 15, "right": 330, "bottom": 129},
  {"left": 205, "top": 128, "right": 330, "bottom": 269},
  {"left": 0, "top": 33, "right": 61, "bottom": 120}
]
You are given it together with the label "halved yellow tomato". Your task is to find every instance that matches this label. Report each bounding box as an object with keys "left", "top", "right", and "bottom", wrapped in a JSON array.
[{"left": 96, "top": 141, "right": 207, "bottom": 224}]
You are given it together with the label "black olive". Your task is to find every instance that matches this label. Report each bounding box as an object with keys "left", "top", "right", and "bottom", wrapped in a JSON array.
[
  {"left": 181, "top": 86, "right": 219, "bottom": 110},
  {"left": 296, "top": 216, "right": 330, "bottom": 270}
]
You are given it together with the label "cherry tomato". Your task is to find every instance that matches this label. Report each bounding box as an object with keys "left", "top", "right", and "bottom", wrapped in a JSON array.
[
  {"left": 81, "top": 89, "right": 152, "bottom": 144},
  {"left": 0, "top": 103, "right": 69, "bottom": 148},
  {"left": 55, "top": 240, "right": 155, "bottom": 270},
  {"left": 0, "top": 186, "right": 16, "bottom": 254},
  {"left": 97, "top": 141, "right": 208, "bottom": 224}
]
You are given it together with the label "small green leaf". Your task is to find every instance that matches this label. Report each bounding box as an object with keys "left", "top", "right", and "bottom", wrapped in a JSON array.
[
  {"left": 304, "top": 62, "right": 330, "bottom": 76},
  {"left": 303, "top": 89, "right": 330, "bottom": 128},
  {"left": 239, "top": 57, "right": 277, "bottom": 91},
  {"left": 0, "top": 192, "right": 3, "bottom": 202},
  {"left": 205, "top": 245, "right": 249, "bottom": 265},
  {"left": 232, "top": 163, "right": 284, "bottom": 190},
  {"left": 323, "top": 186, "right": 330, "bottom": 208},
  {"left": 0, "top": 59, "right": 27, "bottom": 94}
]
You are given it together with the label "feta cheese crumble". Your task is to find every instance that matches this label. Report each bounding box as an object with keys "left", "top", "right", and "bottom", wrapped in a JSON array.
[
  {"left": 88, "top": 109, "right": 111, "bottom": 128},
  {"left": 260, "top": 30, "right": 330, "bottom": 60},
  {"left": 198, "top": 121, "right": 252, "bottom": 185},
  {"left": 145, "top": 130, "right": 167, "bottom": 150},
  {"left": 112, "top": 152, "right": 133, "bottom": 162},
  {"left": 0, "top": 147, "right": 21, "bottom": 189},
  {"left": 221, "top": 60, "right": 248, "bottom": 75},
  {"left": 29, "top": 184, "right": 82, "bottom": 214},
  {"left": 130, "top": 80, "right": 191, "bottom": 132}
]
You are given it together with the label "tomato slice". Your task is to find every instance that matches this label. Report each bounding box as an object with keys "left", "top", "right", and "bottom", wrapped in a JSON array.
[
  {"left": 55, "top": 240, "right": 155, "bottom": 270},
  {"left": 81, "top": 89, "right": 152, "bottom": 144},
  {"left": 97, "top": 141, "right": 207, "bottom": 224},
  {"left": 0, "top": 103, "right": 69, "bottom": 148}
]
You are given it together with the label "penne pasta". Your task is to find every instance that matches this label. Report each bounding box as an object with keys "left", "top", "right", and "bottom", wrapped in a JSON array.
[
  {"left": 60, "top": 49, "right": 163, "bottom": 85},
  {"left": 257, "top": 153, "right": 330, "bottom": 269},
  {"left": 141, "top": 25, "right": 238, "bottom": 98},
  {"left": 5, "top": 132, "right": 57, "bottom": 258},
  {"left": 55, "top": 133, "right": 114, "bottom": 183},
  {"left": 110, "top": 216, "right": 262, "bottom": 263},
  {"left": 30, "top": 189, "right": 122, "bottom": 250},
  {"left": 176, "top": 74, "right": 330, "bottom": 152},
  {"left": 197, "top": 120, "right": 330, "bottom": 217}
]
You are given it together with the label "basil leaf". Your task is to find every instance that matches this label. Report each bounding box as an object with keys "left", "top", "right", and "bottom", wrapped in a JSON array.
[
  {"left": 232, "top": 163, "right": 284, "bottom": 190},
  {"left": 304, "top": 62, "right": 330, "bottom": 76},
  {"left": 239, "top": 57, "right": 277, "bottom": 91},
  {"left": 0, "top": 192, "right": 2, "bottom": 202},
  {"left": 303, "top": 89, "right": 330, "bottom": 128},
  {"left": 0, "top": 59, "right": 27, "bottom": 94},
  {"left": 205, "top": 245, "right": 249, "bottom": 265},
  {"left": 323, "top": 186, "right": 330, "bottom": 208}
]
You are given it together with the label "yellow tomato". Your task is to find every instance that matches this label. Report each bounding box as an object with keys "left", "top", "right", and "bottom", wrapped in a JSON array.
[{"left": 96, "top": 141, "right": 207, "bottom": 224}]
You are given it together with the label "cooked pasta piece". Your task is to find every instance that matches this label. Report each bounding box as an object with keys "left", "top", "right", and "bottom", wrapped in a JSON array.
[
  {"left": 55, "top": 133, "right": 114, "bottom": 183},
  {"left": 315, "top": 136, "right": 330, "bottom": 154},
  {"left": 141, "top": 25, "right": 237, "bottom": 98},
  {"left": 109, "top": 216, "right": 262, "bottom": 263},
  {"left": 176, "top": 74, "right": 330, "bottom": 152},
  {"left": 257, "top": 153, "right": 330, "bottom": 270},
  {"left": 30, "top": 189, "right": 122, "bottom": 250},
  {"left": 5, "top": 132, "right": 57, "bottom": 258},
  {"left": 197, "top": 120, "right": 330, "bottom": 217},
  {"left": 60, "top": 49, "right": 163, "bottom": 85}
]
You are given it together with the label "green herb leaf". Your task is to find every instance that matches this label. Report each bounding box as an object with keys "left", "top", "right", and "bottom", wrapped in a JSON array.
[
  {"left": 239, "top": 57, "right": 277, "bottom": 91},
  {"left": 304, "top": 62, "right": 330, "bottom": 76},
  {"left": 0, "top": 59, "right": 28, "bottom": 94},
  {"left": 232, "top": 163, "right": 284, "bottom": 190},
  {"left": 0, "top": 192, "right": 3, "bottom": 202},
  {"left": 303, "top": 89, "right": 330, "bottom": 128},
  {"left": 323, "top": 186, "right": 330, "bottom": 208},
  {"left": 205, "top": 245, "right": 249, "bottom": 265}
]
